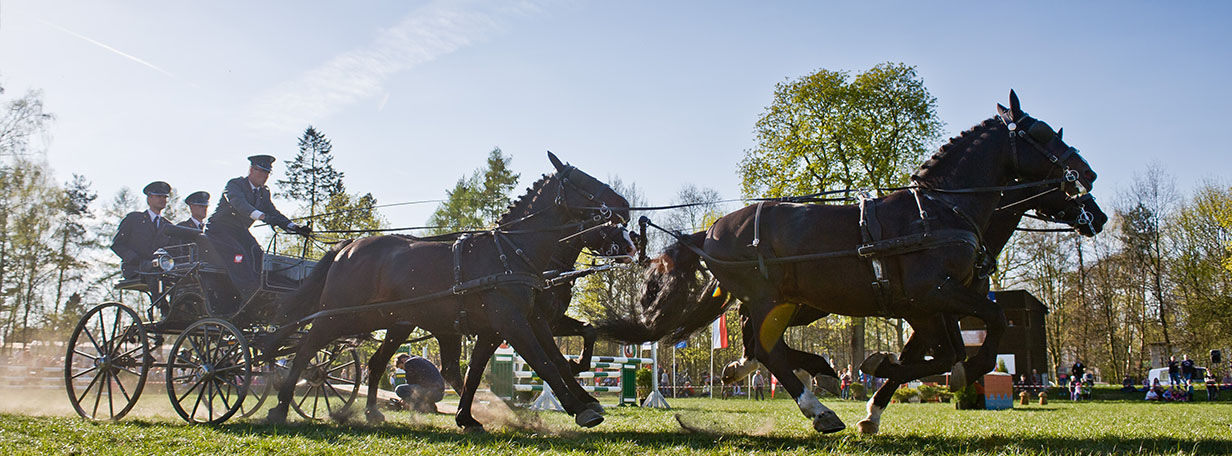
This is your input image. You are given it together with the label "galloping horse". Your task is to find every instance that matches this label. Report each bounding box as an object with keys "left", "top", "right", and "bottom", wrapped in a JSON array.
[
  {"left": 266, "top": 152, "right": 631, "bottom": 430},
  {"left": 720, "top": 186, "right": 1107, "bottom": 433},
  {"left": 359, "top": 224, "right": 637, "bottom": 426},
  {"left": 597, "top": 92, "right": 1099, "bottom": 433}
]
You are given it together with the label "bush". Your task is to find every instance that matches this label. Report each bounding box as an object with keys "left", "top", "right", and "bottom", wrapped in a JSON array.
[
  {"left": 995, "top": 359, "right": 1009, "bottom": 373},
  {"left": 952, "top": 385, "right": 981, "bottom": 410},
  {"left": 848, "top": 382, "right": 866, "bottom": 400},
  {"left": 636, "top": 368, "right": 653, "bottom": 400},
  {"left": 917, "top": 384, "right": 940, "bottom": 402},
  {"left": 892, "top": 387, "right": 919, "bottom": 403}
]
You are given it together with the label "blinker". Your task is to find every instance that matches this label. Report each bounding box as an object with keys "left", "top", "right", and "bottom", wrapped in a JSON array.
[{"left": 1028, "top": 120, "right": 1055, "bottom": 144}]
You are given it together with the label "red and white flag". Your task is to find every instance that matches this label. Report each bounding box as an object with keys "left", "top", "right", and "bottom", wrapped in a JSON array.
[{"left": 711, "top": 312, "right": 728, "bottom": 349}]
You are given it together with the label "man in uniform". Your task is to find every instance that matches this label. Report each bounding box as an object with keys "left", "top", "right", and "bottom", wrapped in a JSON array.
[
  {"left": 178, "top": 191, "right": 210, "bottom": 231},
  {"left": 111, "top": 181, "right": 173, "bottom": 295},
  {"left": 205, "top": 155, "right": 310, "bottom": 302}
]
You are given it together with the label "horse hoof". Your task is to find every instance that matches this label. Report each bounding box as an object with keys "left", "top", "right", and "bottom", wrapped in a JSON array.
[
  {"left": 462, "top": 425, "right": 486, "bottom": 434},
  {"left": 265, "top": 408, "right": 288, "bottom": 425},
  {"left": 575, "top": 408, "right": 604, "bottom": 428},
  {"left": 859, "top": 352, "right": 887, "bottom": 376},
  {"left": 365, "top": 409, "right": 385, "bottom": 425},
  {"left": 856, "top": 419, "right": 879, "bottom": 435},
  {"left": 586, "top": 402, "right": 605, "bottom": 416},
  {"left": 817, "top": 375, "right": 842, "bottom": 397},
  {"left": 812, "top": 411, "right": 846, "bottom": 434},
  {"left": 950, "top": 362, "right": 968, "bottom": 387}
]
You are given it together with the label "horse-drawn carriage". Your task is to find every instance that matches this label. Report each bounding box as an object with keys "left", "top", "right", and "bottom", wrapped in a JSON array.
[{"left": 64, "top": 231, "right": 363, "bottom": 424}]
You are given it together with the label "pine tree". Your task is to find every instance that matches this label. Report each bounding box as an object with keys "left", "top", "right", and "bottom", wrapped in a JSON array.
[
  {"left": 278, "top": 126, "right": 345, "bottom": 220},
  {"left": 428, "top": 148, "right": 519, "bottom": 234}
]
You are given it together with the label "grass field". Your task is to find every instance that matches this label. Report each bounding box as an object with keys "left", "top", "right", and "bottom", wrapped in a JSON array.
[{"left": 2, "top": 387, "right": 1230, "bottom": 455}]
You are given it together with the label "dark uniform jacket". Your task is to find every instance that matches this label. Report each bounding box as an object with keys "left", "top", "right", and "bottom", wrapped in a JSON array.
[
  {"left": 178, "top": 218, "right": 206, "bottom": 231},
  {"left": 207, "top": 177, "right": 292, "bottom": 230},
  {"left": 111, "top": 210, "right": 171, "bottom": 279}
]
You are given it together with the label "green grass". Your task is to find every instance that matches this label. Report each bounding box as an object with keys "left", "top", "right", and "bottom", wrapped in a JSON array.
[{"left": 2, "top": 389, "right": 1230, "bottom": 455}]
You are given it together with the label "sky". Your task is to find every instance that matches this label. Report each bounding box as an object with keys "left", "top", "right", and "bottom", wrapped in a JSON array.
[{"left": 1, "top": 1, "right": 1229, "bottom": 229}]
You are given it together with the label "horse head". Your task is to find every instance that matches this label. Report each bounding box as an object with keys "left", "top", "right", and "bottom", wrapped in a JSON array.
[
  {"left": 997, "top": 90, "right": 1098, "bottom": 198},
  {"left": 549, "top": 152, "right": 632, "bottom": 226},
  {"left": 1032, "top": 192, "right": 1108, "bottom": 237},
  {"left": 562, "top": 223, "right": 638, "bottom": 264}
]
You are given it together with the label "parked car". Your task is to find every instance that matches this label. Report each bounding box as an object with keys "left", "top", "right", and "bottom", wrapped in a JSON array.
[{"left": 1146, "top": 366, "right": 1207, "bottom": 386}]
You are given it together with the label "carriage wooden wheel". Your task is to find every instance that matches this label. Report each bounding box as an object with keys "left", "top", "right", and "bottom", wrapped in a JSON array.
[
  {"left": 64, "top": 302, "right": 152, "bottom": 421},
  {"left": 165, "top": 318, "right": 253, "bottom": 424},
  {"left": 289, "top": 342, "right": 361, "bottom": 420}
]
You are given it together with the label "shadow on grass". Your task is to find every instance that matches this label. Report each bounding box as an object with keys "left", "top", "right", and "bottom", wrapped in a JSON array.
[{"left": 143, "top": 418, "right": 1232, "bottom": 455}]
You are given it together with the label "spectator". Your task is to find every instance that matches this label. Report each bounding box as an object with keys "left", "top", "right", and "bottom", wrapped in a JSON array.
[
  {"left": 1205, "top": 372, "right": 1219, "bottom": 401},
  {"left": 1222, "top": 370, "right": 1232, "bottom": 391},
  {"left": 1071, "top": 360, "right": 1086, "bottom": 380},
  {"left": 1121, "top": 375, "right": 1136, "bottom": 392},
  {"left": 1070, "top": 378, "right": 1082, "bottom": 401},
  {"left": 1145, "top": 387, "right": 1160, "bottom": 401},
  {"left": 752, "top": 369, "right": 766, "bottom": 401},
  {"left": 1168, "top": 356, "right": 1181, "bottom": 386},
  {"left": 1180, "top": 354, "right": 1196, "bottom": 386}
]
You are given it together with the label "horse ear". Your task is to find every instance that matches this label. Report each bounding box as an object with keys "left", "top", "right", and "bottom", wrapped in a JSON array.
[
  {"left": 547, "top": 151, "right": 566, "bottom": 172},
  {"left": 997, "top": 103, "right": 1011, "bottom": 120},
  {"left": 1009, "top": 90, "right": 1023, "bottom": 118},
  {"left": 1056, "top": 127, "right": 1063, "bottom": 140}
]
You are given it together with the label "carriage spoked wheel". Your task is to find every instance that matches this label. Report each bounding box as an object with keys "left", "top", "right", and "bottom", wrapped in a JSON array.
[
  {"left": 165, "top": 318, "right": 253, "bottom": 424},
  {"left": 237, "top": 354, "right": 282, "bottom": 418},
  {"left": 289, "top": 343, "right": 361, "bottom": 421},
  {"left": 64, "top": 302, "right": 152, "bottom": 421}
]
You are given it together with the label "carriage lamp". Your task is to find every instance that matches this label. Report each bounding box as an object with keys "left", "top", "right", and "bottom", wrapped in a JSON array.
[{"left": 150, "top": 248, "right": 175, "bottom": 273}]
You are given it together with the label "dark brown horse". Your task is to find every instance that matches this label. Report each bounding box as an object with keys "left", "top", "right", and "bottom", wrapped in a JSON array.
[
  {"left": 359, "top": 224, "right": 637, "bottom": 426},
  {"left": 597, "top": 92, "right": 1099, "bottom": 433},
  {"left": 265, "top": 152, "right": 630, "bottom": 430},
  {"left": 719, "top": 186, "right": 1106, "bottom": 434}
]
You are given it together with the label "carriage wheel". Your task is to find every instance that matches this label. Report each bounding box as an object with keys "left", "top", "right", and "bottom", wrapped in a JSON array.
[
  {"left": 165, "top": 318, "right": 252, "bottom": 424},
  {"left": 237, "top": 356, "right": 280, "bottom": 418},
  {"left": 290, "top": 343, "right": 361, "bottom": 421},
  {"left": 64, "top": 302, "right": 151, "bottom": 421}
]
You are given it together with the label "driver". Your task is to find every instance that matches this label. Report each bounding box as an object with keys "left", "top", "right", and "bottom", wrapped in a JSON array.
[{"left": 205, "top": 155, "right": 310, "bottom": 302}]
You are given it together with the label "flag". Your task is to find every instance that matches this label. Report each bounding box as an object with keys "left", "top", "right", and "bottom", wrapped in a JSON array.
[
  {"left": 711, "top": 313, "right": 728, "bottom": 349},
  {"left": 674, "top": 340, "right": 687, "bottom": 349}
]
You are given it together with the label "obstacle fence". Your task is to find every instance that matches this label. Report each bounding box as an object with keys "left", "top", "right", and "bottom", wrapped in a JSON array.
[{"left": 490, "top": 346, "right": 669, "bottom": 411}]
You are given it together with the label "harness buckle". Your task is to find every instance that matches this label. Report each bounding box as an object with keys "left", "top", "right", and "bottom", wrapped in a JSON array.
[{"left": 857, "top": 244, "right": 876, "bottom": 257}]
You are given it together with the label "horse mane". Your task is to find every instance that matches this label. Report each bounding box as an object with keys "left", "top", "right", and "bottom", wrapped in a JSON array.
[
  {"left": 912, "top": 117, "right": 1006, "bottom": 188},
  {"left": 497, "top": 173, "right": 555, "bottom": 225}
]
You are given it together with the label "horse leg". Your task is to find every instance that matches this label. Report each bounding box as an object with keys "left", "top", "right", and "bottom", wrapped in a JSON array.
[
  {"left": 436, "top": 333, "right": 464, "bottom": 393},
  {"left": 927, "top": 281, "right": 1007, "bottom": 386},
  {"left": 552, "top": 316, "right": 595, "bottom": 375},
  {"left": 857, "top": 316, "right": 948, "bottom": 434},
  {"left": 723, "top": 305, "right": 839, "bottom": 396},
  {"left": 266, "top": 326, "right": 335, "bottom": 425},
  {"left": 747, "top": 299, "right": 844, "bottom": 433},
  {"left": 492, "top": 302, "right": 602, "bottom": 428},
  {"left": 455, "top": 334, "right": 500, "bottom": 433},
  {"left": 529, "top": 315, "right": 601, "bottom": 413},
  {"left": 364, "top": 324, "right": 412, "bottom": 424},
  {"left": 789, "top": 349, "right": 841, "bottom": 396}
]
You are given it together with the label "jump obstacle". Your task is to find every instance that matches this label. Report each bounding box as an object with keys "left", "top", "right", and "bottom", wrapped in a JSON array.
[{"left": 490, "top": 346, "right": 670, "bottom": 411}]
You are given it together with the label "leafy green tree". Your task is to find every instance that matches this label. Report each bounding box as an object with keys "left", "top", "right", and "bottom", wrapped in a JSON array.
[
  {"left": 737, "top": 62, "right": 943, "bottom": 369},
  {"left": 427, "top": 148, "right": 520, "bottom": 234},
  {"left": 739, "top": 62, "right": 942, "bottom": 198},
  {"left": 278, "top": 126, "right": 344, "bottom": 220}
]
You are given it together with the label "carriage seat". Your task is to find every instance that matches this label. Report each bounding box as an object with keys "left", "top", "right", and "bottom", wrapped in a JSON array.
[{"left": 114, "top": 278, "right": 149, "bottom": 292}]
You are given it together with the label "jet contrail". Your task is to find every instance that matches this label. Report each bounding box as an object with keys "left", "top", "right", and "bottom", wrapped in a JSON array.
[{"left": 41, "top": 20, "right": 178, "bottom": 80}]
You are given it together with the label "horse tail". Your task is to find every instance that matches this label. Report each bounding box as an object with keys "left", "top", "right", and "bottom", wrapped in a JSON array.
[
  {"left": 595, "top": 231, "right": 733, "bottom": 344},
  {"left": 263, "top": 239, "right": 354, "bottom": 354}
]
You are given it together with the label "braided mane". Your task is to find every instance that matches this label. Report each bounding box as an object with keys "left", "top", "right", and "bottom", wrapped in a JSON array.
[
  {"left": 497, "top": 173, "right": 556, "bottom": 225},
  {"left": 912, "top": 117, "right": 1006, "bottom": 188}
]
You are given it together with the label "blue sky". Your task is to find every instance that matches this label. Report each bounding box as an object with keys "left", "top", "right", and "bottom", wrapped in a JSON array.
[{"left": 2, "top": 1, "right": 1229, "bottom": 228}]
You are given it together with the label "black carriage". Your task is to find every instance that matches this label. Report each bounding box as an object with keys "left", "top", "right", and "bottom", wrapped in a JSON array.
[{"left": 63, "top": 233, "right": 363, "bottom": 424}]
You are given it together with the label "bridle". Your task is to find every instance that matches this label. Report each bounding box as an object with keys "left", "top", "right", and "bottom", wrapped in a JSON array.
[
  {"left": 555, "top": 165, "right": 627, "bottom": 225},
  {"left": 997, "top": 111, "right": 1090, "bottom": 198}
]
